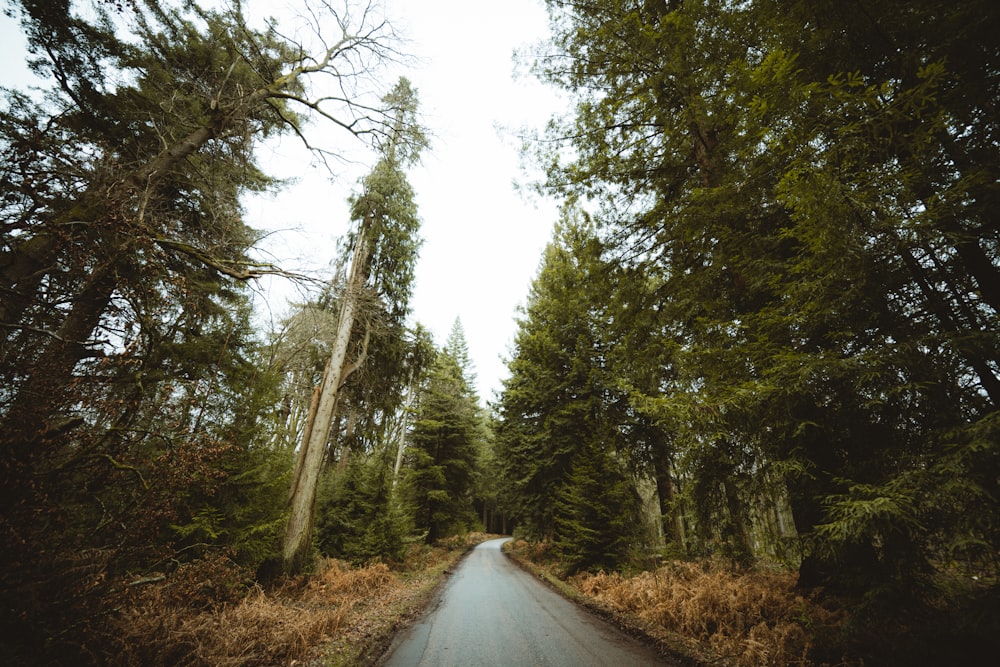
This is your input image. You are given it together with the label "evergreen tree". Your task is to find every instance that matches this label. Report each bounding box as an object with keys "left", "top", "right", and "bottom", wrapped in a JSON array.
[
  {"left": 553, "top": 440, "right": 643, "bottom": 573},
  {"left": 0, "top": 1, "right": 402, "bottom": 661},
  {"left": 529, "top": 0, "right": 1000, "bottom": 651},
  {"left": 404, "top": 350, "right": 483, "bottom": 543},
  {"left": 496, "top": 210, "right": 641, "bottom": 570},
  {"left": 496, "top": 216, "right": 603, "bottom": 538},
  {"left": 444, "top": 317, "right": 479, "bottom": 401},
  {"left": 283, "top": 77, "right": 427, "bottom": 573}
]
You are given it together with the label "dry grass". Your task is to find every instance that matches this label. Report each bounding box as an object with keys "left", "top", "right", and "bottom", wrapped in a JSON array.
[
  {"left": 570, "top": 563, "right": 841, "bottom": 666},
  {"left": 508, "top": 541, "right": 857, "bottom": 667},
  {"left": 102, "top": 555, "right": 394, "bottom": 666},
  {"left": 99, "top": 537, "right": 494, "bottom": 667}
]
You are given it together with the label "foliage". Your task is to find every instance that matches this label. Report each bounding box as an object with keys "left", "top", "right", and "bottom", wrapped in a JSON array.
[
  {"left": 404, "top": 349, "right": 484, "bottom": 543},
  {"left": 315, "top": 445, "right": 412, "bottom": 564},
  {"left": 0, "top": 0, "right": 404, "bottom": 662},
  {"left": 93, "top": 535, "right": 488, "bottom": 667},
  {"left": 553, "top": 441, "right": 644, "bottom": 573},
  {"left": 496, "top": 211, "right": 653, "bottom": 571},
  {"left": 100, "top": 555, "right": 394, "bottom": 666},
  {"left": 570, "top": 561, "right": 853, "bottom": 667},
  {"left": 281, "top": 76, "right": 427, "bottom": 573},
  {"left": 519, "top": 0, "right": 1000, "bottom": 620}
]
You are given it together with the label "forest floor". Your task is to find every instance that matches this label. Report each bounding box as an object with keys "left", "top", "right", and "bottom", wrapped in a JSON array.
[
  {"left": 101, "top": 533, "right": 498, "bottom": 667},
  {"left": 503, "top": 540, "right": 858, "bottom": 667}
]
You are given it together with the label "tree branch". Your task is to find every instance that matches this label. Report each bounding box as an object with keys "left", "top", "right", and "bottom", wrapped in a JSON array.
[{"left": 154, "top": 237, "right": 322, "bottom": 284}]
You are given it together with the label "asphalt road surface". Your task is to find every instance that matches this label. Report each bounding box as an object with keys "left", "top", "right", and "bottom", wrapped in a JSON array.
[{"left": 378, "top": 537, "right": 673, "bottom": 666}]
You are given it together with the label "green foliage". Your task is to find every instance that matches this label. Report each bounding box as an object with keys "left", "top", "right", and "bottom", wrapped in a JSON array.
[
  {"left": 278, "top": 77, "right": 427, "bottom": 574},
  {"left": 404, "top": 350, "right": 484, "bottom": 543},
  {"left": 0, "top": 0, "right": 400, "bottom": 662},
  {"left": 529, "top": 0, "right": 999, "bottom": 585},
  {"left": 315, "top": 441, "right": 411, "bottom": 565},
  {"left": 553, "top": 442, "right": 643, "bottom": 573},
  {"left": 496, "top": 212, "right": 653, "bottom": 566}
]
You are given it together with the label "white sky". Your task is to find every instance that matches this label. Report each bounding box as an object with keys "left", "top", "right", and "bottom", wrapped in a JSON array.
[
  {"left": 247, "top": 0, "right": 564, "bottom": 404},
  {"left": 392, "top": 0, "right": 562, "bottom": 404},
  {"left": 0, "top": 0, "right": 565, "bottom": 404}
]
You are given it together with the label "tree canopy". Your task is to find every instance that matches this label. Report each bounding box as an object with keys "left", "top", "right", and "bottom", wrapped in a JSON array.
[
  {"left": 521, "top": 0, "right": 999, "bottom": 587},
  {"left": 0, "top": 0, "right": 413, "bottom": 661}
]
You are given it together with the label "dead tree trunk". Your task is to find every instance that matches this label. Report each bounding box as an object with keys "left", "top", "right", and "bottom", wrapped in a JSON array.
[{"left": 282, "top": 223, "right": 370, "bottom": 574}]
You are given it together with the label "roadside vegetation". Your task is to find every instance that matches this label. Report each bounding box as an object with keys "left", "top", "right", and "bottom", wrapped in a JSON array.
[
  {"left": 95, "top": 534, "right": 493, "bottom": 667},
  {"left": 3, "top": 1, "right": 997, "bottom": 665},
  {"left": 507, "top": 539, "right": 993, "bottom": 667}
]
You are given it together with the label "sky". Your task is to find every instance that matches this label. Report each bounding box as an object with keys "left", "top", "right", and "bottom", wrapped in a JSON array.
[
  {"left": 0, "top": 0, "right": 566, "bottom": 404},
  {"left": 244, "top": 0, "right": 565, "bottom": 404}
]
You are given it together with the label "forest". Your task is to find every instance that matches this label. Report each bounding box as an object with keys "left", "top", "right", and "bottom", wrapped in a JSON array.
[{"left": 1, "top": 0, "right": 998, "bottom": 665}]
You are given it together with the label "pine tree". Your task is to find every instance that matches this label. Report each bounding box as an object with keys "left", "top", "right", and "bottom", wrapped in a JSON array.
[
  {"left": 496, "top": 210, "right": 641, "bottom": 561},
  {"left": 529, "top": 0, "right": 1000, "bottom": 633},
  {"left": 283, "top": 77, "right": 426, "bottom": 573},
  {"left": 553, "top": 441, "right": 643, "bottom": 573},
  {"left": 404, "top": 350, "right": 483, "bottom": 543},
  {"left": 0, "top": 1, "right": 404, "bottom": 660},
  {"left": 444, "top": 318, "right": 478, "bottom": 400}
]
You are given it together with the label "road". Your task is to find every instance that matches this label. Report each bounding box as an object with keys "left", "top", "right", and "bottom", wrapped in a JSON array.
[{"left": 378, "top": 537, "right": 673, "bottom": 666}]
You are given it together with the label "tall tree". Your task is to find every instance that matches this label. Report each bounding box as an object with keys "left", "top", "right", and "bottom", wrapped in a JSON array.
[
  {"left": 444, "top": 318, "right": 478, "bottom": 400},
  {"left": 404, "top": 348, "right": 483, "bottom": 543},
  {"left": 282, "top": 77, "right": 426, "bottom": 573},
  {"left": 529, "top": 0, "right": 999, "bottom": 614},
  {"left": 0, "top": 1, "right": 404, "bottom": 661},
  {"left": 496, "top": 210, "right": 642, "bottom": 569}
]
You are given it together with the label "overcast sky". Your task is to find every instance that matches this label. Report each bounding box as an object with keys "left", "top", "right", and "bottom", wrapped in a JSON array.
[
  {"left": 1, "top": 0, "right": 565, "bottom": 404},
  {"left": 378, "top": 0, "right": 564, "bottom": 403},
  {"left": 248, "top": 0, "right": 565, "bottom": 403}
]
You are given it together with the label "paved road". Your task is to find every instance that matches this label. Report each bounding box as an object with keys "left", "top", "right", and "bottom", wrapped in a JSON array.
[{"left": 378, "top": 537, "right": 673, "bottom": 666}]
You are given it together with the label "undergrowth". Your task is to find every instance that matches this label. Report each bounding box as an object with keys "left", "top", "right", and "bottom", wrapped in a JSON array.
[
  {"left": 507, "top": 540, "right": 857, "bottom": 667},
  {"left": 96, "top": 533, "right": 495, "bottom": 666}
]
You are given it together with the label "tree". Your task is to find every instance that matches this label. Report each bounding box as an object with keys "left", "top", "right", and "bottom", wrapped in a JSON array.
[
  {"left": 0, "top": 0, "right": 406, "bottom": 661},
  {"left": 310, "top": 324, "right": 434, "bottom": 563},
  {"left": 444, "top": 318, "right": 478, "bottom": 400},
  {"left": 283, "top": 77, "right": 426, "bottom": 573},
  {"left": 404, "top": 349, "right": 483, "bottom": 543},
  {"left": 528, "top": 0, "right": 999, "bottom": 628},
  {"left": 495, "top": 211, "right": 643, "bottom": 569},
  {"left": 553, "top": 440, "right": 642, "bottom": 573}
]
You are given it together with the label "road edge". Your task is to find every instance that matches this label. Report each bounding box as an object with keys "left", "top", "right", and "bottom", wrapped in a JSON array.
[
  {"left": 501, "top": 542, "right": 725, "bottom": 667},
  {"left": 363, "top": 538, "right": 492, "bottom": 667}
]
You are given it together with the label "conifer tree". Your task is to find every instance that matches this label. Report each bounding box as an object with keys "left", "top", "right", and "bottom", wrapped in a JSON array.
[
  {"left": 283, "top": 77, "right": 427, "bottom": 573},
  {"left": 553, "top": 441, "right": 642, "bottom": 573},
  {"left": 444, "top": 318, "right": 478, "bottom": 401},
  {"left": 496, "top": 211, "right": 641, "bottom": 564},
  {"left": 0, "top": 1, "right": 404, "bottom": 659},
  {"left": 404, "top": 349, "right": 483, "bottom": 543},
  {"left": 529, "top": 0, "right": 1000, "bottom": 622}
]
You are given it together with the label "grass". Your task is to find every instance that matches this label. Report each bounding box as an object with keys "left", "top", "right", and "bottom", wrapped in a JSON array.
[
  {"left": 504, "top": 540, "right": 857, "bottom": 667},
  {"left": 97, "top": 533, "right": 497, "bottom": 667}
]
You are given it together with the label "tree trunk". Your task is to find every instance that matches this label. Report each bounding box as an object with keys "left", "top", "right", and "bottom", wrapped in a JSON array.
[
  {"left": 722, "top": 476, "right": 754, "bottom": 566},
  {"left": 3, "top": 266, "right": 116, "bottom": 441},
  {"left": 286, "top": 383, "right": 323, "bottom": 506},
  {"left": 282, "top": 224, "right": 369, "bottom": 574},
  {"left": 652, "top": 444, "right": 685, "bottom": 550},
  {"left": 393, "top": 380, "right": 415, "bottom": 481},
  {"left": 1, "top": 264, "right": 117, "bottom": 509}
]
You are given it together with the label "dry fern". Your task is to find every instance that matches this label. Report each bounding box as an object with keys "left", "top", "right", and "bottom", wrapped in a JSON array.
[{"left": 568, "top": 559, "right": 855, "bottom": 667}]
